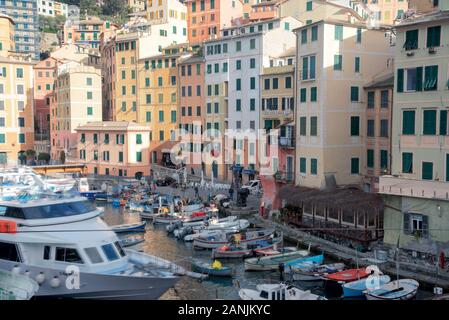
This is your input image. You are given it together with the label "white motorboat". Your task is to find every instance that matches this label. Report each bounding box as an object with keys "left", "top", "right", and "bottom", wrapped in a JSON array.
[
  {"left": 0, "top": 269, "right": 39, "bottom": 300},
  {"left": 193, "top": 228, "right": 275, "bottom": 249},
  {"left": 203, "top": 218, "right": 249, "bottom": 231},
  {"left": 239, "top": 283, "right": 326, "bottom": 300},
  {"left": 0, "top": 191, "right": 204, "bottom": 299}
]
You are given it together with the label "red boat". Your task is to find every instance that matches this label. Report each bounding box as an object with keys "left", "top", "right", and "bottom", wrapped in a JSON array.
[{"left": 324, "top": 268, "right": 369, "bottom": 283}]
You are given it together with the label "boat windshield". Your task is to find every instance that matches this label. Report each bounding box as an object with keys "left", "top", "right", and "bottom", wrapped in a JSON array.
[{"left": 0, "top": 200, "right": 96, "bottom": 219}]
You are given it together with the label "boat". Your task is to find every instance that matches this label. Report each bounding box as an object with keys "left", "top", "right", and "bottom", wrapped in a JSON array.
[
  {"left": 193, "top": 228, "right": 274, "bottom": 250},
  {"left": 239, "top": 283, "right": 326, "bottom": 301},
  {"left": 119, "top": 235, "right": 145, "bottom": 248},
  {"left": 343, "top": 275, "right": 391, "bottom": 298},
  {"left": 111, "top": 221, "right": 146, "bottom": 233},
  {"left": 190, "top": 259, "right": 233, "bottom": 277},
  {"left": 324, "top": 268, "right": 370, "bottom": 283},
  {"left": 153, "top": 213, "right": 183, "bottom": 224},
  {"left": 291, "top": 263, "right": 346, "bottom": 281},
  {"left": 244, "top": 250, "right": 310, "bottom": 271},
  {"left": 0, "top": 190, "right": 204, "bottom": 299},
  {"left": 364, "top": 279, "right": 419, "bottom": 300},
  {"left": 204, "top": 218, "right": 249, "bottom": 231},
  {"left": 0, "top": 269, "right": 39, "bottom": 300},
  {"left": 212, "top": 237, "right": 283, "bottom": 259},
  {"left": 94, "top": 192, "right": 108, "bottom": 201},
  {"left": 283, "top": 254, "right": 324, "bottom": 273}
]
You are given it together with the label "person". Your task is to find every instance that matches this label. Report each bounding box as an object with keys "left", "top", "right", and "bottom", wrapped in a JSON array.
[
  {"left": 194, "top": 185, "right": 199, "bottom": 198},
  {"left": 279, "top": 262, "right": 285, "bottom": 281},
  {"left": 191, "top": 167, "right": 195, "bottom": 175},
  {"left": 229, "top": 186, "right": 234, "bottom": 200}
]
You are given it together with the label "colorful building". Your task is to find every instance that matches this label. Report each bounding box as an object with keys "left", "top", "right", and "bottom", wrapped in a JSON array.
[
  {"left": 185, "top": 0, "right": 243, "bottom": 44},
  {"left": 362, "top": 71, "right": 394, "bottom": 192},
  {"left": 0, "top": 0, "right": 40, "bottom": 60},
  {"left": 75, "top": 121, "right": 151, "bottom": 178},
  {"left": 0, "top": 55, "right": 35, "bottom": 164},
  {"left": 37, "top": 0, "right": 69, "bottom": 17},
  {"left": 348, "top": 0, "right": 410, "bottom": 25},
  {"left": 0, "top": 13, "right": 15, "bottom": 58},
  {"left": 177, "top": 52, "right": 205, "bottom": 173},
  {"left": 249, "top": 0, "right": 279, "bottom": 22},
  {"left": 380, "top": 8, "right": 449, "bottom": 255},
  {"left": 51, "top": 56, "right": 102, "bottom": 162},
  {"left": 294, "top": 20, "right": 394, "bottom": 189},
  {"left": 63, "top": 16, "right": 117, "bottom": 49}
]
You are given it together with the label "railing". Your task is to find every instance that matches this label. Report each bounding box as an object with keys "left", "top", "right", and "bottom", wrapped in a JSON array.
[
  {"left": 278, "top": 136, "right": 295, "bottom": 148},
  {"left": 274, "top": 171, "right": 294, "bottom": 183}
]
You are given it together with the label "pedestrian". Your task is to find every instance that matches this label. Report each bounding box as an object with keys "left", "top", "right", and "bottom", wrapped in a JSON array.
[
  {"left": 279, "top": 262, "right": 285, "bottom": 281},
  {"left": 191, "top": 167, "right": 195, "bottom": 175},
  {"left": 229, "top": 186, "right": 234, "bottom": 200},
  {"left": 194, "top": 185, "right": 199, "bottom": 199}
]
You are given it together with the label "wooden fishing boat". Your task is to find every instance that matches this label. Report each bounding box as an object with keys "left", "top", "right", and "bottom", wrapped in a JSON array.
[
  {"left": 193, "top": 228, "right": 275, "bottom": 250},
  {"left": 343, "top": 275, "right": 391, "bottom": 298},
  {"left": 239, "top": 283, "right": 326, "bottom": 301},
  {"left": 110, "top": 221, "right": 146, "bottom": 233},
  {"left": 190, "top": 259, "right": 233, "bottom": 277},
  {"left": 153, "top": 212, "right": 183, "bottom": 224},
  {"left": 324, "top": 268, "right": 369, "bottom": 283},
  {"left": 244, "top": 250, "right": 310, "bottom": 271},
  {"left": 364, "top": 279, "right": 419, "bottom": 300},
  {"left": 291, "top": 263, "right": 346, "bottom": 281}
]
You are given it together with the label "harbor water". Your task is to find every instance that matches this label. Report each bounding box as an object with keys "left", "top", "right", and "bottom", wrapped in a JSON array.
[{"left": 99, "top": 202, "right": 434, "bottom": 300}]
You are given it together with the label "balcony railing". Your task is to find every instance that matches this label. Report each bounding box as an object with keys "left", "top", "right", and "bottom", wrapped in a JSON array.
[
  {"left": 279, "top": 136, "right": 295, "bottom": 148},
  {"left": 274, "top": 171, "right": 294, "bottom": 183}
]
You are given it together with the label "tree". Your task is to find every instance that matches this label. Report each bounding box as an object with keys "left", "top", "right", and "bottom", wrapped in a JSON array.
[
  {"left": 38, "top": 153, "right": 51, "bottom": 164},
  {"left": 25, "top": 149, "right": 36, "bottom": 160},
  {"left": 101, "top": 0, "right": 125, "bottom": 16},
  {"left": 80, "top": 0, "right": 101, "bottom": 17}
]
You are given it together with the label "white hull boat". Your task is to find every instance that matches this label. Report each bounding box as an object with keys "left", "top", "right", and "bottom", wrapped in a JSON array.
[
  {"left": 364, "top": 279, "right": 419, "bottom": 300},
  {"left": 193, "top": 228, "right": 275, "bottom": 249},
  {"left": 239, "top": 283, "right": 326, "bottom": 300}
]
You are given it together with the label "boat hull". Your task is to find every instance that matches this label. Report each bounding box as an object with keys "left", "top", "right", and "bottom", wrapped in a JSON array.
[{"left": 193, "top": 230, "right": 274, "bottom": 250}]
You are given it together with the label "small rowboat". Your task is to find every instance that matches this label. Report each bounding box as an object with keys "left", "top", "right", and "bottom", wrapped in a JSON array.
[
  {"left": 111, "top": 221, "right": 146, "bottom": 233},
  {"left": 119, "top": 235, "right": 145, "bottom": 247},
  {"left": 190, "top": 259, "right": 233, "bottom": 277},
  {"left": 239, "top": 283, "right": 326, "bottom": 301},
  {"left": 325, "top": 268, "right": 370, "bottom": 283},
  {"left": 193, "top": 228, "right": 275, "bottom": 250},
  {"left": 212, "top": 238, "right": 282, "bottom": 259},
  {"left": 244, "top": 250, "right": 310, "bottom": 271},
  {"left": 343, "top": 275, "right": 391, "bottom": 298},
  {"left": 153, "top": 214, "right": 183, "bottom": 224},
  {"left": 364, "top": 279, "right": 419, "bottom": 300},
  {"left": 291, "top": 263, "right": 345, "bottom": 282}
]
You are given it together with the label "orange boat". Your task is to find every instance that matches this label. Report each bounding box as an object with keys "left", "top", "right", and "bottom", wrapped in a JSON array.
[{"left": 324, "top": 268, "right": 369, "bottom": 283}]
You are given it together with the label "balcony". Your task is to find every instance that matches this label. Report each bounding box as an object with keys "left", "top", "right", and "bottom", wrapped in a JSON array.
[
  {"left": 274, "top": 170, "right": 294, "bottom": 183},
  {"left": 278, "top": 136, "right": 295, "bottom": 148},
  {"left": 379, "top": 175, "right": 449, "bottom": 200}
]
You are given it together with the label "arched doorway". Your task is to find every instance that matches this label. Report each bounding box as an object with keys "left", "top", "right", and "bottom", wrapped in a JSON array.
[{"left": 135, "top": 171, "right": 143, "bottom": 180}]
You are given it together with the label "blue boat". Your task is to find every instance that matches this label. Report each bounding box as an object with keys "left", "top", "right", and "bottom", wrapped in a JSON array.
[
  {"left": 285, "top": 254, "right": 324, "bottom": 269},
  {"left": 79, "top": 190, "right": 100, "bottom": 200},
  {"left": 111, "top": 221, "right": 147, "bottom": 233},
  {"left": 112, "top": 198, "right": 121, "bottom": 207},
  {"left": 343, "top": 275, "right": 391, "bottom": 298},
  {"left": 95, "top": 192, "right": 108, "bottom": 201}
]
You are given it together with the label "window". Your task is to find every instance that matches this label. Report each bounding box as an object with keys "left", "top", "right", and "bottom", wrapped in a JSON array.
[
  {"left": 356, "top": 28, "right": 362, "bottom": 43},
  {"left": 159, "top": 110, "right": 164, "bottom": 122},
  {"left": 236, "top": 41, "right": 241, "bottom": 52},
  {"left": 310, "top": 158, "right": 317, "bottom": 175},
  {"left": 250, "top": 39, "right": 256, "bottom": 49},
  {"left": 300, "top": 117, "right": 307, "bottom": 136},
  {"left": 367, "top": 149, "right": 374, "bottom": 168},
  {"left": 236, "top": 79, "right": 241, "bottom": 91},
  {"left": 423, "top": 110, "right": 437, "bottom": 135},
  {"left": 427, "top": 26, "right": 441, "bottom": 48},
  {"left": 84, "top": 247, "right": 103, "bottom": 264},
  {"left": 300, "top": 88, "right": 306, "bottom": 102},
  {"left": 350, "top": 116, "right": 360, "bottom": 136},
  {"left": 424, "top": 65, "right": 438, "bottom": 91},
  {"left": 310, "top": 116, "right": 317, "bottom": 136},
  {"left": 136, "top": 151, "right": 142, "bottom": 162},
  {"left": 404, "top": 29, "right": 418, "bottom": 50},
  {"left": 334, "top": 55, "right": 342, "bottom": 70},
  {"left": 250, "top": 77, "right": 256, "bottom": 90},
  {"left": 302, "top": 55, "right": 316, "bottom": 80},
  {"left": 171, "top": 110, "right": 176, "bottom": 123},
  {"left": 380, "top": 90, "right": 389, "bottom": 108},
  {"left": 118, "top": 151, "right": 123, "bottom": 162},
  {"left": 440, "top": 110, "right": 447, "bottom": 135},
  {"left": 367, "top": 91, "right": 375, "bottom": 108},
  {"left": 402, "top": 110, "right": 415, "bottom": 134},
  {"left": 101, "top": 244, "right": 119, "bottom": 261},
  {"left": 236, "top": 60, "right": 241, "bottom": 70},
  {"left": 300, "top": 157, "right": 306, "bottom": 174},
  {"left": 250, "top": 59, "right": 255, "bottom": 69},
  {"left": 306, "top": 1, "right": 312, "bottom": 11},
  {"left": 16, "top": 68, "right": 23, "bottom": 78},
  {"left": 311, "top": 26, "right": 318, "bottom": 41},
  {"left": 367, "top": 120, "right": 375, "bottom": 137},
  {"left": 380, "top": 119, "right": 389, "bottom": 137},
  {"left": 380, "top": 150, "right": 388, "bottom": 170},
  {"left": 236, "top": 99, "right": 241, "bottom": 111},
  {"left": 402, "top": 152, "right": 413, "bottom": 173},
  {"left": 0, "top": 242, "right": 21, "bottom": 262},
  {"left": 18, "top": 133, "right": 25, "bottom": 144},
  {"left": 354, "top": 57, "right": 360, "bottom": 73},
  {"left": 351, "top": 158, "right": 359, "bottom": 174},
  {"left": 301, "top": 29, "right": 307, "bottom": 44},
  {"left": 285, "top": 76, "right": 292, "bottom": 89},
  {"left": 350, "top": 86, "right": 359, "bottom": 102},
  {"left": 250, "top": 99, "right": 255, "bottom": 111},
  {"left": 272, "top": 78, "right": 278, "bottom": 90},
  {"left": 55, "top": 247, "right": 83, "bottom": 264},
  {"left": 422, "top": 162, "right": 433, "bottom": 180},
  {"left": 335, "top": 25, "right": 343, "bottom": 40},
  {"left": 136, "top": 134, "right": 142, "bottom": 144}
]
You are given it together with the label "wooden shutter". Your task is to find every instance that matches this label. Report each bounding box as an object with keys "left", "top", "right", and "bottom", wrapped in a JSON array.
[
  {"left": 422, "top": 215, "right": 429, "bottom": 238},
  {"left": 440, "top": 110, "right": 447, "bottom": 135},
  {"left": 403, "top": 212, "right": 411, "bottom": 235},
  {"left": 397, "top": 69, "right": 404, "bottom": 92}
]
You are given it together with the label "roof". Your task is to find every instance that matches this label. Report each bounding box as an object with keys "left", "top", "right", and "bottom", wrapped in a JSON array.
[
  {"left": 0, "top": 13, "right": 15, "bottom": 25},
  {"left": 75, "top": 121, "right": 151, "bottom": 131},
  {"left": 364, "top": 72, "right": 394, "bottom": 89},
  {"left": 395, "top": 10, "right": 449, "bottom": 29},
  {"left": 178, "top": 53, "right": 204, "bottom": 65},
  {"left": 277, "top": 0, "right": 364, "bottom": 20},
  {"left": 262, "top": 65, "right": 294, "bottom": 76},
  {"left": 293, "top": 18, "right": 392, "bottom": 33},
  {"left": 79, "top": 16, "right": 104, "bottom": 25},
  {"left": 279, "top": 185, "right": 383, "bottom": 213},
  {"left": 276, "top": 47, "right": 295, "bottom": 58}
]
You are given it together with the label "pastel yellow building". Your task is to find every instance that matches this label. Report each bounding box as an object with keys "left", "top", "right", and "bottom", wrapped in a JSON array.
[
  {"left": 351, "top": 0, "right": 410, "bottom": 25},
  {"left": 0, "top": 56, "right": 35, "bottom": 164},
  {"left": 0, "top": 14, "right": 15, "bottom": 58}
]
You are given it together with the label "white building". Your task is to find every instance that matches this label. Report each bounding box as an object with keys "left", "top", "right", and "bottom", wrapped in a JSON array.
[
  {"left": 37, "top": 0, "right": 69, "bottom": 17},
  {"left": 146, "top": 0, "right": 187, "bottom": 33},
  {"left": 203, "top": 17, "right": 301, "bottom": 176}
]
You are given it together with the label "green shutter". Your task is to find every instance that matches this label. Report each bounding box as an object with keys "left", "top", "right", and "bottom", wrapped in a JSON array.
[
  {"left": 422, "top": 162, "right": 433, "bottom": 180},
  {"left": 300, "top": 158, "right": 306, "bottom": 173},
  {"left": 311, "top": 26, "right": 318, "bottom": 41},
  {"left": 402, "top": 110, "right": 415, "bottom": 134},
  {"left": 300, "top": 88, "right": 307, "bottom": 102},
  {"left": 335, "top": 25, "right": 343, "bottom": 40},
  {"left": 402, "top": 152, "right": 413, "bottom": 173},
  {"left": 427, "top": 26, "right": 441, "bottom": 48},
  {"left": 300, "top": 117, "right": 307, "bottom": 135},
  {"left": 380, "top": 150, "right": 388, "bottom": 169},
  {"left": 302, "top": 56, "right": 308, "bottom": 80},
  {"left": 440, "top": 110, "right": 447, "bottom": 135},
  {"left": 367, "top": 149, "right": 374, "bottom": 168},
  {"left": 334, "top": 55, "right": 342, "bottom": 70},
  {"left": 446, "top": 154, "right": 449, "bottom": 182},
  {"left": 351, "top": 87, "right": 359, "bottom": 102},
  {"left": 310, "top": 158, "right": 317, "bottom": 175},
  {"left": 350, "top": 116, "right": 360, "bottom": 136},
  {"left": 423, "top": 110, "right": 437, "bottom": 135},
  {"left": 416, "top": 67, "right": 423, "bottom": 91},
  {"left": 355, "top": 57, "right": 360, "bottom": 73},
  {"left": 309, "top": 56, "right": 316, "bottom": 79},
  {"left": 311, "top": 87, "right": 317, "bottom": 102},
  {"left": 424, "top": 65, "right": 438, "bottom": 91},
  {"left": 310, "top": 116, "right": 317, "bottom": 136},
  {"left": 397, "top": 69, "right": 404, "bottom": 92},
  {"left": 351, "top": 158, "right": 359, "bottom": 174}
]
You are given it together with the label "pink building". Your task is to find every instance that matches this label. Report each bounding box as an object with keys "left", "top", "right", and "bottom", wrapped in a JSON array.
[{"left": 75, "top": 121, "right": 151, "bottom": 179}]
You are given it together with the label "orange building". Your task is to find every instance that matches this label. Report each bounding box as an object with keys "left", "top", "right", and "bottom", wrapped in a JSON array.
[
  {"left": 177, "top": 52, "right": 205, "bottom": 173},
  {"left": 249, "top": 0, "right": 279, "bottom": 22},
  {"left": 185, "top": 0, "right": 243, "bottom": 44}
]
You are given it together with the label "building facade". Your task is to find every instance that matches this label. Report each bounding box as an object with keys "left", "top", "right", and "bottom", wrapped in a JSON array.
[
  {"left": 63, "top": 16, "right": 116, "bottom": 49},
  {"left": 0, "top": 14, "right": 15, "bottom": 57},
  {"left": 0, "top": 0, "right": 40, "bottom": 60},
  {"left": 76, "top": 121, "right": 151, "bottom": 178},
  {"left": 185, "top": 0, "right": 243, "bottom": 44},
  {"left": 0, "top": 56, "right": 35, "bottom": 164},
  {"left": 37, "top": 0, "right": 69, "bottom": 17},
  {"left": 294, "top": 20, "right": 394, "bottom": 189}
]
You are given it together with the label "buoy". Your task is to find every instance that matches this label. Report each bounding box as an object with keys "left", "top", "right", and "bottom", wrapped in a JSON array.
[
  {"left": 35, "top": 272, "right": 46, "bottom": 285},
  {"left": 11, "top": 265, "right": 20, "bottom": 274},
  {"left": 50, "top": 276, "right": 61, "bottom": 288},
  {"left": 24, "top": 270, "right": 31, "bottom": 277}
]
